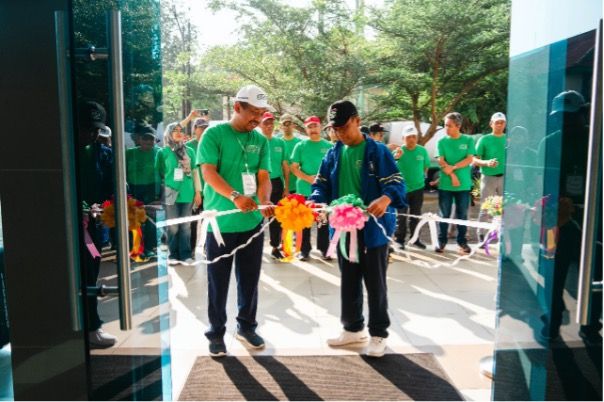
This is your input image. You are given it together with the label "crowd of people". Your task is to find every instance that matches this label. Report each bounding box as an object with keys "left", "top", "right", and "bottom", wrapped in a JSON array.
[{"left": 79, "top": 84, "right": 509, "bottom": 356}]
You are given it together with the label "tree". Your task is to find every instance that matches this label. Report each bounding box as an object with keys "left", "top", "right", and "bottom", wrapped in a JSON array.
[
  {"left": 368, "top": 0, "right": 510, "bottom": 143},
  {"left": 202, "top": 0, "right": 370, "bottom": 119}
]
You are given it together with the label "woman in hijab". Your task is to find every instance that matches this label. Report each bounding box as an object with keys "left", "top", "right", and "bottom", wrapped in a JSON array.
[{"left": 156, "top": 122, "right": 202, "bottom": 265}]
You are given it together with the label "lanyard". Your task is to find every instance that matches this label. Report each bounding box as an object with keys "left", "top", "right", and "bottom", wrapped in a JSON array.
[{"left": 235, "top": 133, "right": 251, "bottom": 172}]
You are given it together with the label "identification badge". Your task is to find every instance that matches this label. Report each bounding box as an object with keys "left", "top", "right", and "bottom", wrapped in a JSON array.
[
  {"left": 242, "top": 172, "right": 257, "bottom": 196},
  {"left": 513, "top": 168, "right": 524, "bottom": 181},
  {"left": 174, "top": 168, "right": 184, "bottom": 182}
]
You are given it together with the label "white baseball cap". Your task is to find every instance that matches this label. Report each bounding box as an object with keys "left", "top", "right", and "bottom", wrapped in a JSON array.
[
  {"left": 490, "top": 112, "right": 506, "bottom": 122},
  {"left": 402, "top": 125, "right": 419, "bottom": 137},
  {"left": 234, "top": 85, "right": 274, "bottom": 111}
]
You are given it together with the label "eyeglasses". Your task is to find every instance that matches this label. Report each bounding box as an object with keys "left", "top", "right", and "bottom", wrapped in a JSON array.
[{"left": 282, "top": 121, "right": 292, "bottom": 126}]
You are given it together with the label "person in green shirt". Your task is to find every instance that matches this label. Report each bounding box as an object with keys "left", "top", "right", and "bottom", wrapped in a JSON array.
[
  {"left": 198, "top": 84, "right": 275, "bottom": 357},
  {"left": 259, "top": 111, "right": 290, "bottom": 260},
  {"left": 156, "top": 122, "right": 202, "bottom": 266},
  {"left": 473, "top": 112, "right": 507, "bottom": 241},
  {"left": 187, "top": 117, "right": 209, "bottom": 254},
  {"left": 436, "top": 112, "right": 476, "bottom": 254},
  {"left": 394, "top": 125, "right": 430, "bottom": 249},
  {"left": 280, "top": 113, "right": 301, "bottom": 194},
  {"left": 126, "top": 123, "right": 161, "bottom": 255},
  {"left": 290, "top": 116, "right": 332, "bottom": 260}
]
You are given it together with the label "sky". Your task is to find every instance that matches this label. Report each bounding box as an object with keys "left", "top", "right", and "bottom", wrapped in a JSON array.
[{"left": 190, "top": 0, "right": 384, "bottom": 49}]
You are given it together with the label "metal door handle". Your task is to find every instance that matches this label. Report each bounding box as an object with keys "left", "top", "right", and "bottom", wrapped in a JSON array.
[
  {"left": 108, "top": 10, "right": 133, "bottom": 331},
  {"left": 577, "top": 19, "right": 602, "bottom": 325},
  {"left": 54, "top": 11, "right": 82, "bottom": 332}
]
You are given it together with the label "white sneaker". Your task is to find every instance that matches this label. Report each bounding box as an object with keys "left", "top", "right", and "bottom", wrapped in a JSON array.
[
  {"left": 327, "top": 330, "right": 368, "bottom": 346},
  {"left": 89, "top": 328, "right": 117, "bottom": 348},
  {"left": 367, "top": 336, "right": 386, "bottom": 357}
]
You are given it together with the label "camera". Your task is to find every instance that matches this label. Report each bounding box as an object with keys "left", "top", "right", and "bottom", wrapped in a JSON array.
[{"left": 198, "top": 108, "right": 209, "bottom": 116}]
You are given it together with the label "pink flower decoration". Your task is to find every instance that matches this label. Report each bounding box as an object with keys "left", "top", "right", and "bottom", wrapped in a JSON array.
[{"left": 329, "top": 205, "right": 368, "bottom": 231}]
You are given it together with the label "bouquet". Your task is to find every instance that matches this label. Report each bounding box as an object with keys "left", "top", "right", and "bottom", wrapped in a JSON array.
[
  {"left": 100, "top": 195, "right": 147, "bottom": 230},
  {"left": 480, "top": 195, "right": 503, "bottom": 217}
]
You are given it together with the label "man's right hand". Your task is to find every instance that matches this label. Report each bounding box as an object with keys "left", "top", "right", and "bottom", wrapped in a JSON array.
[{"left": 233, "top": 195, "right": 258, "bottom": 212}]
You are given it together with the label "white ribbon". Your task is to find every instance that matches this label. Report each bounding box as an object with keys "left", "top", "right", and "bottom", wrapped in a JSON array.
[{"left": 197, "top": 210, "right": 225, "bottom": 256}]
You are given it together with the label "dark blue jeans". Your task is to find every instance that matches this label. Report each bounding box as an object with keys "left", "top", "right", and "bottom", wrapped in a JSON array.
[
  {"left": 438, "top": 190, "right": 470, "bottom": 246},
  {"left": 205, "top": 224, "right": 264, "bottom": 340},
  {"left": 338, "top": 229, "right": 390, "bottom": 338},
  {"left": 164, "top": 202, "right": 192, "bottom": 261}
]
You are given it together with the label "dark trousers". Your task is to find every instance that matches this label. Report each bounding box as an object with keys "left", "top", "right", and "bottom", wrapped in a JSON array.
[
  {"left": 205, "top": 224, "right": 264, "bottom": 340},
  {"left": 395, "top": 188, "right": 424, "bottom": 243},
  {"left": 269, "top": 178, "right": 284, "bottom": 248},
  {"left": 301, "top": 224, "right": 330, "bottom": 256},
  {"left": 83, "top": 216, "right": 103, "bottom": 331},
  {"left": 438, "top": 190, "right": 470, "bottom": 246},
  {"left": 190, "top": 204, "right": 203, "bottom": 252},
  {"left": 338, "top": 230, "right": 390, "bottom": 338},
  {"left": 164, "top": 202, "right": 193, "bottom": 261}
]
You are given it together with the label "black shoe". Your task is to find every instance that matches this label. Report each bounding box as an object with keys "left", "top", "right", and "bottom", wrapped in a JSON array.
[
  {"left": 208, "top": 338, "right": 227, "bottom": 357},
  {"left": 413, "top": 240, "right": 427, "bottom": 250},
  {"left": 321, "top": 253, "right": 333, "bottom": 261},
  {"left": 236, "top": 330, "right": 265, "bottom": 349},
  {"left": 435, "top": 243, "right": 446, "bottom": 253},
  {"left": 271, "top": 247, "right": 284, "bottom": 260},
  {"left": 458, "top": 244, "right": 471, "bottom": 254}
]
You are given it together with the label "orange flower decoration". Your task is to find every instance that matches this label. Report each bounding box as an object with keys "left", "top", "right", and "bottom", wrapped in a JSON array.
[
  {"left": 101, "top": 196, "right": 147, "bottom": 230},
  {"left": 274, "top": 194, "right": 315, "bottom": 232}
]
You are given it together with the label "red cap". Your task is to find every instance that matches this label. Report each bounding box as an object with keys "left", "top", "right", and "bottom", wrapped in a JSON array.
[
  {"left": 261, "top": 112, "right": 275, "bottom": 122},
  {"left": 304, "top": 116, "right": 321, "bottom": 127}
]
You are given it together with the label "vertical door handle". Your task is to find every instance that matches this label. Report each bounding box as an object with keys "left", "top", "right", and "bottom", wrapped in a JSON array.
[
  {"left": 54, "top": 11, "right": 82, "bottom": 332},
  {"left": 577, "top": 19, "right": 602, "bottom": 325},
  {"left": 108, "top": 10, "right": 133, "bottom": 331}
]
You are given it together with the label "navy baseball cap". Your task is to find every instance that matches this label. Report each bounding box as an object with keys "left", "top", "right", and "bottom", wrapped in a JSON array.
[{"left": 325, "top": 100, "right": 358, "bottom": 128}]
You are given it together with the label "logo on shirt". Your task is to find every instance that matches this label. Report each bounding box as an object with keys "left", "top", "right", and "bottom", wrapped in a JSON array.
[
  {"left": 459, "top": 144, "right": 468, "bottom": 150},
  {"left": 274, "top": 147, "right": 283, "bottom": 153},
  {"left": 416, "top": 155, "right": 424, "bottom": 161},
  {"left": 246, "top": 145, "right": 260, "bottom": 153}
]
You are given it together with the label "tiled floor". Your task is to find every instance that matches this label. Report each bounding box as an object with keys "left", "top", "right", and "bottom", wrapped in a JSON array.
[{"left": 166, "top": 240, "right": 498, "bottom": 401}]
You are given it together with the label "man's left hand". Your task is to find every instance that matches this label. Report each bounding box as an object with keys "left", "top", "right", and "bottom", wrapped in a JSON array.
[
  {"left": 261, "top": 202, "right": 275, "bottom": 218},
  {"left": 367, "top": 195, "right": 391, "bottom": 218}
]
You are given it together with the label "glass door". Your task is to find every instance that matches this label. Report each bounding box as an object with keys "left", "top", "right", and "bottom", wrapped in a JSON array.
[{"left": 68, "top": 1, "right": 171, "bottom": 399}]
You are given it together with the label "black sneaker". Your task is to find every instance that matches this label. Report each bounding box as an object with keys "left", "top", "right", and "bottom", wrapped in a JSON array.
[
  {"left": 459, "top": 244, "right": 472, "bottom": 254},
  {"left": 236, "top": 330, "right": 265, "bottom": 349},
  {"left": 271, "top": 247, "right": 284, "bottom": 260},
  {"left": 321, "top": 254, "right": 333, "bottom": 261},
  {"left": 413, "top": 240, "right": 427, "bottom": 250},
  {"left": 208, "top": 338, "right": 227, "bottom": 357},
  {"left": 435, "top": 243, "right": 446, "bottom": 253},
  {"left": 296, "top": 252, "right": 310, "bottom": 261}
]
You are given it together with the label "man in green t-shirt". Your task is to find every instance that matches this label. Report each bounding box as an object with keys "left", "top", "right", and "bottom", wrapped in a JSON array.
[
  {"left": 259, "top": 111, "right": 290, "bottom": 260},
  {"left": 198, "top": 85, "right": 275, "bottom": 357},
  {"left": 474, "top": 112, "right": 507, "bottom": 241},
  {"left": 436, "top": 112, "right": 476, "bottom": 254},
  {"left": 291, "top": 116, "right": 332, "bottom": 260},
  {"left": 187, "top": 117, "right": 209, "bottom": 253},
  {"left": 279, "top": 113, "right": 301, "bottom": 194},
  {"left": 309, "top": 100, "right": 406, "bottom": 358},
  {"left": 394, "top": 125, "right": 430, "bottom": 249}
]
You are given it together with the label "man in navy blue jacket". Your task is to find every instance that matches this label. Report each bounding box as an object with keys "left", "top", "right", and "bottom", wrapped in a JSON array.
[{"left": 309, "top": 100, "right": 406, "bottom": 357}]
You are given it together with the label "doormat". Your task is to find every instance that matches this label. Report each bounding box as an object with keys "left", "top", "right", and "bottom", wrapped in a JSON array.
[{"left": 179, "top": 354, "right": 462, "bottom": 401}]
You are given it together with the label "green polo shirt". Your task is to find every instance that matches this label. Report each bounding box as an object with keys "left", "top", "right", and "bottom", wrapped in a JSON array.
[
  {"left": 338, "top": 140, "right": 366, "bottom": 198},
  {"left": 155, "top": 145, "right": 197, "bottom": 203},
  {"left": 396, "top": 145, "right": 430, "bottom": 193},
  {"left": 436, "top": 134, "right": 476, "bottom": 191},
  {"left": 476, "top": 134, "right": 506, "bottom": 176},
  {"left": 198, "top": 123, "right": 270, "bottom": 233},
  {"left": 266, "top": 136, "right": 286, "bottom": 180},
  {"left": 291, "top": 138, "right": 332, "bottom": 196},
  {"left": 283, "top": 136, "right": 301, "bottom": 191}
]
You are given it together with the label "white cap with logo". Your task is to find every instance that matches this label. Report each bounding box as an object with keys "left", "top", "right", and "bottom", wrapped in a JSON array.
[
  {"left": 402, "top": 125, "right": 419, "bottom": 137},
  {"left": 234, "top": 85, "right": 274, "bottom": 111},
  {"left": 490, "top": 112, "right": 506, "bottom": 122}
]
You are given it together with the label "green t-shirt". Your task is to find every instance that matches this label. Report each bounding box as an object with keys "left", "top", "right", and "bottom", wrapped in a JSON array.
[
  {"left": 155, "top": 145, "right": 197, "bottom": 203},
  {"left": 126, "top": 146, "right": 160, "bottom": 186},
  {"left": 198, "top": 123, "right": 270, "bottom": 233},
  {"left": 292, "top": 138, "right": 333, "bottom": 196},
  {"left": 436, "top": 134, "right": 476, "bottom": 191},
  {"left": 338, "top": 140, "right": 366, "bottom": 198},
  {"left": 187, "top": 138, "right": 200, "bottom": 154},
  {"left": 283, "top": 136, "right": 301, "bottom": 191},
  {"left": 396, "top": 145, "right": 430, "bottom": 193},
  {"left": 476, "top": 134, "right": 506, "bottom": 176},
  {"left": 266, "top": 136, "right": 286, "bottom": 180}
]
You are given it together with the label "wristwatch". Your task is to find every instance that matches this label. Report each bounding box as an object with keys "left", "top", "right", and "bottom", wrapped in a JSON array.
[{"left": 229, "top": 190, "right": 242, "bottom": 202}]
